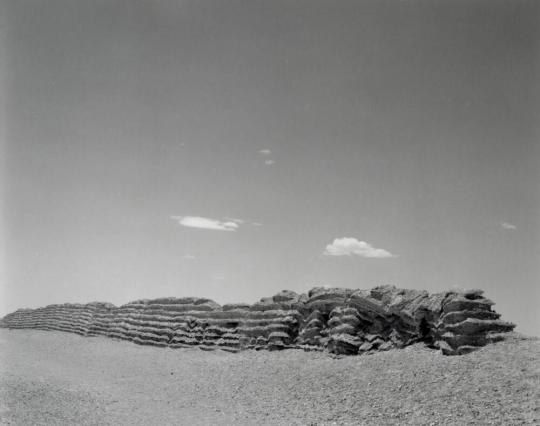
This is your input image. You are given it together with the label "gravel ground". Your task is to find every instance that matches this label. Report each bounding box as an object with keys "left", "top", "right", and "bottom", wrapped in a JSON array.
[{"left": 0, "top": 329, "right": 538, "bottom": 425}]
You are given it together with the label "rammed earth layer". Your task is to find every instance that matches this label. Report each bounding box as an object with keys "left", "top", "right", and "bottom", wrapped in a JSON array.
[{"left": 0, "top": 285, "right": 515, "bottom": 355}]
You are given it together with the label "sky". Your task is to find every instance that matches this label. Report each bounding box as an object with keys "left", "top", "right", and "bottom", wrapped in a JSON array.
[{"left": 1, "top": 0, "right": 539, "bottom": 335}]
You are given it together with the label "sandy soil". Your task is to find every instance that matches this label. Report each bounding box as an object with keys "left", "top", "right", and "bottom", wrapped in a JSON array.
[{"left": 0, "top": 329, "right": 538, "bottom": 425}]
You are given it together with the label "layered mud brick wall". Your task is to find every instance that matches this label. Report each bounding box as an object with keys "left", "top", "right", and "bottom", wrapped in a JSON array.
[{"left": 0, "top": 285, "right": 515, "bottom": 355}]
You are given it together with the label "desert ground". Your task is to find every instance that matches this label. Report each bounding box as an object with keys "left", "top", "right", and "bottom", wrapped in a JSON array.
[{"left": 0, "top": 329, "right": 538, "bottom": 425}]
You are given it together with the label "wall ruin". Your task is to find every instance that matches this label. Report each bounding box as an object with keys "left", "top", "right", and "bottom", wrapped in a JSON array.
[{"left": 0, "top": 285, "right": 515, "bottom": 356}]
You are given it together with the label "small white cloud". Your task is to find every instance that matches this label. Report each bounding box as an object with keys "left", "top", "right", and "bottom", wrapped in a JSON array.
[
  {"left": 225, "top": 217, "right": 244, "bottom": 224},
  {"left": 259, "top": 149, "right": 271, "bottom": 155},
  {"left": 183, "top": 254, "right": 196, "bottom": 260},
  {"left": 171, "top": 215, "right": 240, "bottom": 232},
  {"left": 323, "top": 237, "right": 395, "bottom": 258},
  {"left": 264, "top": 159, "right": 275, "bottom": 165},
  {"left": 501, "top": 222, "right": 517, "bottom": 230},
  {"left": 251, "top": 222, "right": 263, "bottom": 227}
]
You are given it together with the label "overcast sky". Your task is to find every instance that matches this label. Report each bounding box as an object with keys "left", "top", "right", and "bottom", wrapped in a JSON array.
[{"left": 1, "top": 0, "right": 538, "bottom": 335}]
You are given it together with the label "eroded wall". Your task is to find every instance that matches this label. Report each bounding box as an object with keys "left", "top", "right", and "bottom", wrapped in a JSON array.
[{"left": 0, "top": 285, "right": 515, "bottom": 355}]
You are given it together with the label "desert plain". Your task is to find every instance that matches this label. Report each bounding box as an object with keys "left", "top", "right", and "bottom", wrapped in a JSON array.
[{"left": 0, "top": 329, "right": 538, "bottom": 425}]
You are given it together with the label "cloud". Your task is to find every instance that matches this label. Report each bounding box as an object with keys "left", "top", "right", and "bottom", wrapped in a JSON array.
[
  {"left": 323, "top": 237, "right": 395, "bottom": 258},
  {"left": 183, "top": 254, "right": 196, "bottom": 260},
  {"left": 258, "top": 149, "right": 275, "bottom": 165},
  {"left": 251, "top": 222, "right": 262, "bottom": 227},
  {"left": 501, "top": 222, "right": 517, "bottom": 230},
  {"left": 171, "top": 216, "right": 240, "bottom": 231},
  {"left": 225, "top": 217, "right": 244, "bottom": 224}
]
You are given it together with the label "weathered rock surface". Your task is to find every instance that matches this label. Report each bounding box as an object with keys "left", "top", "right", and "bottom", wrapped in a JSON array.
[{"left": 0, "top": 286, "right": 515, "bottom": 356}]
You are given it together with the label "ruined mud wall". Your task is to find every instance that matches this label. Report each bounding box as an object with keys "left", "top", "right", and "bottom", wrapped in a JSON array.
[{"left": 0, "top": 286, "right": 515, "bottom": 355}]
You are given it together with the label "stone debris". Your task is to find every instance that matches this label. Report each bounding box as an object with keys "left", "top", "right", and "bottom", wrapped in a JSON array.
[{"left": 0, "top": 285, "right": 515, "bottom": 356}]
